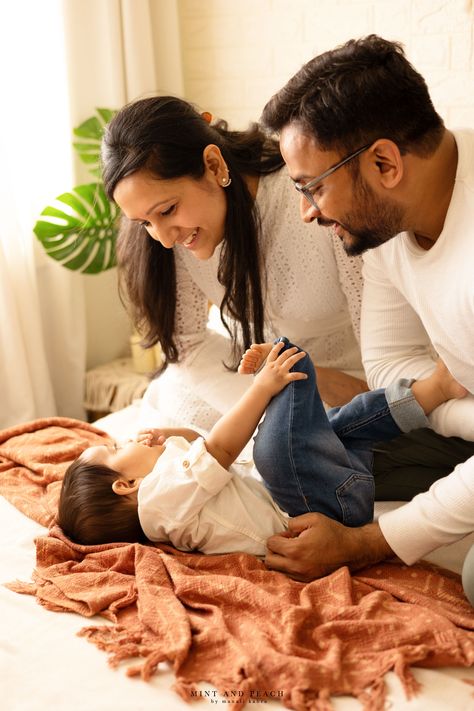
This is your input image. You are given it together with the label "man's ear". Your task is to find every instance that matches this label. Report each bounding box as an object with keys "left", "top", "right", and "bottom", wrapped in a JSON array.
[
  {"left": 112, "top": 478, "right": 142, "bottom": 496},
  {"left": 202, "top": 144, "right": 229, "bottom": 184},
  {"left": 365, "top": 139, "right": 404, "bottom": 189}
]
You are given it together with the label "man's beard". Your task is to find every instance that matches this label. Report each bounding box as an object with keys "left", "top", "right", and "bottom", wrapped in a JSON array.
[{"left": 320, "top": 174, "right": 405, "bottom": 256}]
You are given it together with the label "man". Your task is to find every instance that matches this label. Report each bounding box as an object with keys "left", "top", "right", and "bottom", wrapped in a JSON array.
[{"left": 260, "top": 35, "right": 474, "bottom": 603}]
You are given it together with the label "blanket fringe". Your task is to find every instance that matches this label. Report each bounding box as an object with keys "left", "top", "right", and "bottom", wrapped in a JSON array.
[
  {"left": 288, "top": 686, "right": 334, "bottom": 711},
  {"left": 78, "top": 624, "right": 174, "bottom": 681},
  {"left": 78, "top": 625, "right": 144, "bottom": 668},
  {"left": 313, "top": 688, "right": 333, "bottom": 711},
  {"left": 357, "top": 655, "right": 421, "bottom": 711},
  {"left": 4, "top": 580, "right": 37, "bottom": 595},
  {"left": 173, "top": 680, "right": 200, "bottom": 702},
  {"left": 357, "top": 677, "right": 387, "bottom": 711},
  {"left": 128, "top": 649, "right": 169, "bottom": 681},
  {"left": 393, "top": 654, "right": 423, "bottom": 699}
]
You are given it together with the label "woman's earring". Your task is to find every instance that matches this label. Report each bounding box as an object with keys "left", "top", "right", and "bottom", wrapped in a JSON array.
[{"left": 221, "top": 174, "right": 232, "bottom": 188}]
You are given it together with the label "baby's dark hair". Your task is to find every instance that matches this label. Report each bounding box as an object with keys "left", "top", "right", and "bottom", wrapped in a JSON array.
[{"left": 58, "top": 458, "right": 146, "bottom": 545}]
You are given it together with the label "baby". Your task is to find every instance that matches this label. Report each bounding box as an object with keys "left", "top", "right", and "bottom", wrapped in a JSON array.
[{"left": 58, "top": 338, "right": 467, "bottom": 555}]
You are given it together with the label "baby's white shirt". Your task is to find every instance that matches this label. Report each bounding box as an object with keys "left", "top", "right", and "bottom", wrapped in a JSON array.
[{"left": 137, "top": 436, "right": 288, "bottom": 556}]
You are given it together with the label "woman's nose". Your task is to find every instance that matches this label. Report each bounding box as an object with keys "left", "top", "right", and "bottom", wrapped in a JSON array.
[{"left": 148, "top": 225, "right": 176, "bottom": 249}]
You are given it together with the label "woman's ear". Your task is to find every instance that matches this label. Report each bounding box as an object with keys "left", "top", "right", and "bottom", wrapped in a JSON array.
[
  {"left": 202, "top": 144, "right": 229, "bottom": 185},
  {"left": 112, "top": 478, "right": 142, "bottom": 496},
  {"left": 365, "top": 139, "right": 404, "bottom": 189}
]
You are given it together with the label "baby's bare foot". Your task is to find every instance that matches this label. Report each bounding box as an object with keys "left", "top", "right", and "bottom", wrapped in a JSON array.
[
  {"left": 238, "top": 343, "right": 273, "bottom": 374},
  {"left": 434, "top": 359, "right": 468, "bottom": 401}
]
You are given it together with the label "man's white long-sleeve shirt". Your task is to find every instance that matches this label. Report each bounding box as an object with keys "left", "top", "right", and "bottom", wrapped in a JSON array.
[
  {"left": 361, "top": 128, "right": 474, "bottom": 561},
  {"left": 379, "top": 456, "right": 474, "bottom": 564}
]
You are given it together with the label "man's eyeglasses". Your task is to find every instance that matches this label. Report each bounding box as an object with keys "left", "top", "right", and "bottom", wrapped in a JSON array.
[{"left": 293, "top": 143, "right": 372, "bottom": 211}]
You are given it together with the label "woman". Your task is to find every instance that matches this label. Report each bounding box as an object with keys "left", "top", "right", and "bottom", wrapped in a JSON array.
[{"left": 102, "top": 96, "right": 366, "bottom": 432}]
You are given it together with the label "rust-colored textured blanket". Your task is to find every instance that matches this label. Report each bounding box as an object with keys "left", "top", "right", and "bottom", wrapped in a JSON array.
[
  {"left": 2, "top": 418, "right": 474, "bottom": 711},
  {"left": 0, "top": 417, "right": 112, "bottom": 526}
]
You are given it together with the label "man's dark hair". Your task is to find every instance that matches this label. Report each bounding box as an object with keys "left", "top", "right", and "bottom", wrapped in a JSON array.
[
  {"left": 262, "top": 35, "right": 444, "bottom": 157},
  {"left": 58, "top": 458, "right": 146, "bottom": 545}
]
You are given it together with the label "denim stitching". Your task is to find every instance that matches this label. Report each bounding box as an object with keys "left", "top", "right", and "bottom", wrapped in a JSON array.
[
  {"left": 334, "top": 405, "right": 391, "bottom": 437},
  {"left": 336, "top": 473, "right": 374, "bottom": 525},
  {"left": 287, "top": 382, "right": 312, "bottom": 512}
]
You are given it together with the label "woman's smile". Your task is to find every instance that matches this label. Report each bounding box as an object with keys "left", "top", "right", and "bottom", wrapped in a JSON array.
[
  {"left": 113, "top": 167, "right": 227, "bottom": 260},
  {"left": 182, "top": 228, "right": 199, "bottom": 249}
]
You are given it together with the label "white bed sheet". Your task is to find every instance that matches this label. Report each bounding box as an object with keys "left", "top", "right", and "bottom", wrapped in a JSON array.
[{"left": 1, "top": 403, "right": 473, "bottom": 711}]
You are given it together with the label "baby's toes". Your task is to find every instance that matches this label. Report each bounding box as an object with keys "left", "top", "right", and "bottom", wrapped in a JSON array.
[{"left": 238, "top": 359, "right": 255, "bottom": 374}]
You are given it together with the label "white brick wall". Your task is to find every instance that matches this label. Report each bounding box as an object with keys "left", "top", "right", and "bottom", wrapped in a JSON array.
[{"left": 176, "top": 0, "right": 474, "bottom": 129}]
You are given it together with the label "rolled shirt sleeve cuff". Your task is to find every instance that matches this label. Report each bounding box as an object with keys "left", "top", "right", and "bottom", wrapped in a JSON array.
[{"left": 385, "top": 377, "right": 430, "bottom": 433}]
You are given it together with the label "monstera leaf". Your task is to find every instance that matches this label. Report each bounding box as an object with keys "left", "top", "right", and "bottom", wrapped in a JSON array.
[
  {"left": 35, "top": 108, "right": 120, "bottom": 273},
  {"left": 72, "top": 108, "right": 116, "bottom": 177},
  {"left": 34, "top": 183, "right": 120, "bottom": 274}
]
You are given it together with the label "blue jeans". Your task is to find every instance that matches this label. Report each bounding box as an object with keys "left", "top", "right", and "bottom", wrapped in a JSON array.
[{"left": 253, "top": 339, "right": 430, "bottom": 527}]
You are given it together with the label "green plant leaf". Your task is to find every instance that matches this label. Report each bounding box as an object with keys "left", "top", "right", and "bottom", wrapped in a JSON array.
[
  {"left": 34, "top": 107, "right": 120, "bottom": 274},
  {"left": 72, "top": 108, "right": 117, "bottom": 176},
  {"left": 72, "top": 142, "right": 102, "bottom": 163},
  {"left": 73, "top": 116, "right": 104, "bottom": 140},
  {"left": 34, "top": 183, "right": 120, "bottom": 274},
  {"left": 96, "top": 108, "right": 117, "bottom": 124}
]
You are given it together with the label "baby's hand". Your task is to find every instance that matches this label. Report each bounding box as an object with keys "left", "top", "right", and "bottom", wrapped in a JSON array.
[
  {"left": 136, "top": 428, "right": 167, "bottom": 447},
  {"left": 254, "top": 342, "right": 308, "bottom": 396}
]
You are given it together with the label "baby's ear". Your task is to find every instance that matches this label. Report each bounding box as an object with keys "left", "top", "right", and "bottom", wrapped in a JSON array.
[{"left": 112, "top": 478, "right": 141, "bottom": 495}]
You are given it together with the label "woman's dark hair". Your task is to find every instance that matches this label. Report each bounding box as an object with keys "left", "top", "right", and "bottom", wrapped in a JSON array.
[
  {"left": 58, "top": 459, "right": 146, "bottom": 545},
  {"left": 262, "top": 35, "right": 444, "bottom": 158},
  {"left": 102, "top": 96, "right": 284, "bottom": 369}
]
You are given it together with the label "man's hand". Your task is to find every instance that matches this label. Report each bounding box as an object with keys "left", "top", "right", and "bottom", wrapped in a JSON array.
[{"left": 265, "top": 512, "right": 394, "bottom": 582}]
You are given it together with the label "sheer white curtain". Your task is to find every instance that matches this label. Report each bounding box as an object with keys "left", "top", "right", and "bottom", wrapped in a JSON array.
[
  {"left": 63, "top": 0, "right": 184, "bottom": 371},
  {"left": 0, "top": 0, "right": 183, "bottom": 429},
  {"left": 0, "top": 1, "right": 86, "bottom": 428},
  {"left": 63, "top": 0, "right": 184, "bottom": 115}
]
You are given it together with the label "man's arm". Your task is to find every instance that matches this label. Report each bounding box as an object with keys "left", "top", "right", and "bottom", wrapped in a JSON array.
[
  {"left": 205, "top": 343, "right": 307, "bottom": 470},
  {"left": 361, "top": 250, "right": 436, "bottom": 387},
  {"left": 362, "top": 250, "right": 474, "bottom": 440},
  {"left": 378, "top": 455, "right": 474, "bottom": 564},
  {"left": 265, "top": 513, "right": 394, "bottom": 582}
]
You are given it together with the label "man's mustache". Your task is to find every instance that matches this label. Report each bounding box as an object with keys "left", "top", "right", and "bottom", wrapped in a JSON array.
[{"left": 317, "top": 218, "right": 337, "bottom": 228}]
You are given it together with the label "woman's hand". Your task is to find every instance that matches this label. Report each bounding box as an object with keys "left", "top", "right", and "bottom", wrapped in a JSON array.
[{"left": 315, "top": 367, "right": 368, "bottom": 407}]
